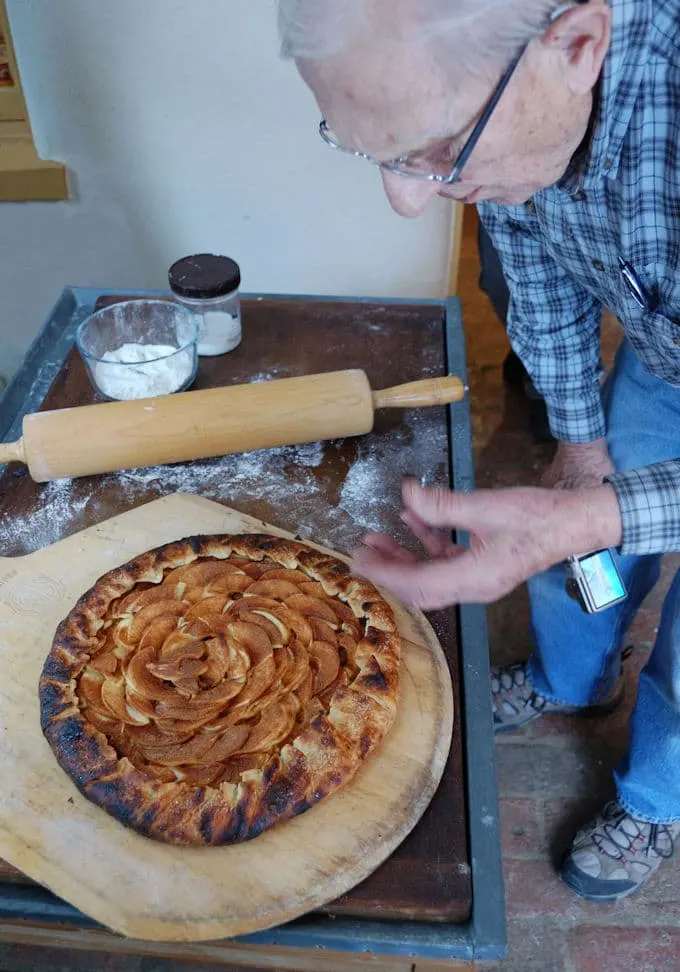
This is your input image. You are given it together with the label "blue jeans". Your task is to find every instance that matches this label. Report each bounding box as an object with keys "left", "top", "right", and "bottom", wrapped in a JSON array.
[{"left": 527, "top": 340, "right": 680, "bottom": 823}]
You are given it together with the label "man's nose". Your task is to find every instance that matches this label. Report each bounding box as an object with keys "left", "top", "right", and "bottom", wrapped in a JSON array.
[{"left": 380, "top": 170, "right": 440, "bottom": 218}]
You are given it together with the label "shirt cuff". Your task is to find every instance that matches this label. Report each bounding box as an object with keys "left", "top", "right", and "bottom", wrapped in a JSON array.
[
  {"left": 606, "top": 460, "right": 680, "bottom": 555},
  {"left": 542, "top": 391, "right": 606, "bottom": 443}
]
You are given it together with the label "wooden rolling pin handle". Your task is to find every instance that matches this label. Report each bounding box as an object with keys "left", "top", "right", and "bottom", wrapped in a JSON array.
[
  {"left": 372, "top": 376, "right": 466, "bottom": 410},
  {"left": 0, "top": 438, "right": 26, "bottom": 466}
]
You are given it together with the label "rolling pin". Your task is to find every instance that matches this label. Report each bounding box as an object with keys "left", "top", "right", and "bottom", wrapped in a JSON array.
[{"left": 0, "top": 369, "right": 465, "bottom": 482}]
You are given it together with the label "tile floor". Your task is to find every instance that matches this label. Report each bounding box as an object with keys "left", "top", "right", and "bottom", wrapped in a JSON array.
[{"left": 1, "top": 210, "right": 679, "bottom": 971}]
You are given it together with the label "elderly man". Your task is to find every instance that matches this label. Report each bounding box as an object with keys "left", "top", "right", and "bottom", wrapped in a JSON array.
[{"left": 279, "top": 0, "right": 680, "bottom": 902}]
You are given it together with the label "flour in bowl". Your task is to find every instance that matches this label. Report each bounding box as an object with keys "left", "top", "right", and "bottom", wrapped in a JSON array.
[{"left": 92, "top": 343, "right": 194, "bottom": 400}]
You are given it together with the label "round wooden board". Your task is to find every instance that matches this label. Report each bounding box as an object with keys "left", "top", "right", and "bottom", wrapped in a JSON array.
[{"left": 0, "top": 494, "right": 454, "bottom": 942}]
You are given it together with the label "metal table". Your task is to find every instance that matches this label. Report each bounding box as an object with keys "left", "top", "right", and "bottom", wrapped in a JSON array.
[{"left": 0, "top": 287, "right": 505, "bottom": 964}]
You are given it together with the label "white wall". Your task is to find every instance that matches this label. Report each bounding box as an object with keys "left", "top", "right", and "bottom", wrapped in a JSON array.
[{"left": 1, "top": 0, "right": 453, "bottom": 382}]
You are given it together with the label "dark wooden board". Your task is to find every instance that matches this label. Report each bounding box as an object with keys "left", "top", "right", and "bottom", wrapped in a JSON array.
[{"left": 0, "top": 296, "right": 471, "bottom": 923}]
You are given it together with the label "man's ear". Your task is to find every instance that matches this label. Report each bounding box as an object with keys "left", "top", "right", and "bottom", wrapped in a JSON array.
[{"left": 542, "top": 1, "right": 611, "bottom": 95}]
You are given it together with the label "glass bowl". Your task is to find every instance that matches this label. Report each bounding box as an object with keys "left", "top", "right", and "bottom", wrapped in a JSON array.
[{"left": 76, "top": 300, "right": 199, "bottom": 401}]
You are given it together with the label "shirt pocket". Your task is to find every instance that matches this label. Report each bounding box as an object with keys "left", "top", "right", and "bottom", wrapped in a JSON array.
[{"left": 620, "top": 264, "right": 680, "bottom": 385}]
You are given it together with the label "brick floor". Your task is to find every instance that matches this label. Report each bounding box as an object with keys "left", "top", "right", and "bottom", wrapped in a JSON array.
[{"left": 568, "top": 926, "right": 680, "bottom": 972}]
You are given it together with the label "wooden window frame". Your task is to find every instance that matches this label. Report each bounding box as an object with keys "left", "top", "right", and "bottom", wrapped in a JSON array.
[{"left": 0, "top": 1, "right": 67, "bottom": 201}]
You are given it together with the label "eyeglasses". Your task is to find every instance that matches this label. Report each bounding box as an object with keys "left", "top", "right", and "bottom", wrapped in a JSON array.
[
  {"left": 319, "top": 42, "right": 527, "bottom": 185},
  {"left": 318, "top": 0, "right": 589, "bottom": 184}
]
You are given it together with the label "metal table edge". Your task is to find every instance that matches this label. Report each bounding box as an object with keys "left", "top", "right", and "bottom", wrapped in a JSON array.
[
  {"left": 0, "top": 288, "right": 507, "bottom": 961},
  {"left": 445, "top": 296, "right": 507, "bottom": 960}
]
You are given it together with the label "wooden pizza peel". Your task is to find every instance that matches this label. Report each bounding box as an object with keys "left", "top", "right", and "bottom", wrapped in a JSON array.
[{"left": 0, "top": 494, "right": 453, "bottom": 941}]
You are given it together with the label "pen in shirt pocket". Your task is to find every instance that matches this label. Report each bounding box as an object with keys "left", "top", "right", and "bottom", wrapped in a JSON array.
[{"left": 618, "top": 256, "right": 657, "bottom": 311}]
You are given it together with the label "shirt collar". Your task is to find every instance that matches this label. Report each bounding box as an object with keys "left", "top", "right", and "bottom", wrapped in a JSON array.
[{"left": 559, "top": 0, "right": 652, "bottom": 192}]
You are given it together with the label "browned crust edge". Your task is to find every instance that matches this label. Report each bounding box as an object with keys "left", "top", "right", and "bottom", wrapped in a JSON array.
[{"left": 39, "top": 534, "right": 400, "bottom": 846}]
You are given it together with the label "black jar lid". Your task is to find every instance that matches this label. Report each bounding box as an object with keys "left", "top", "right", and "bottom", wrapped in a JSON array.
[{"left": 169, "top": 254, "right": 241, "bottom": 299}]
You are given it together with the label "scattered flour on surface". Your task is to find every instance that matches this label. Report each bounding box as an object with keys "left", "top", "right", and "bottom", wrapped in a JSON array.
[
  {"left": 242, "top": 371, "right": 279, "bottom": 383},
  {"left": 225, "top": 367, "right": 293, "bottom": 385},
  {"left": 0, "top": 442, "right": 325, "bottom": 556},
  {"left": 337, "top": 410, "right": 448, "bottom": 536},
  {"left": 0, "top": 477, "right": 90, "bottom": 553},
  {"left": 123, "top": 444, "right": 323, "bottom": 523},
  {"left": 0, "top": 412, "right": 447, "bottom": 558}
]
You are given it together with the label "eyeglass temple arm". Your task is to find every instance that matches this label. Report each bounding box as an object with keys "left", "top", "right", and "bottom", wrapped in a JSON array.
[
  {"left": 445, "top": 0, "right": 586, "bottom": 185},
  {"left": 445, "top": 45, "right": 528, "bottom": 185}
]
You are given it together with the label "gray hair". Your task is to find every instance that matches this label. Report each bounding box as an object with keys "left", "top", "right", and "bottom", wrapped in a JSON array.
[{"left": 278, "top": 0, "right": 563, "bottom": 67}]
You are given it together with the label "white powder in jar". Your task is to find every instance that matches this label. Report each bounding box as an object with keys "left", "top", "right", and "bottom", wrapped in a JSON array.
[
  {"left": 92, "top": 343, "right": 194, "bottom": 400},
  {"left": 197, "top": 309, "right": 242, "bottom": 356}
]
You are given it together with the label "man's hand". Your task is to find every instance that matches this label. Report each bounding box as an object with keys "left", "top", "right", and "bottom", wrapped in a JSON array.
[
  {"left": 541, "top": 439, "right": 615, "bottom": 490},
  {"left": 352, "top": 478, "right": 622, "bottom": 610}
]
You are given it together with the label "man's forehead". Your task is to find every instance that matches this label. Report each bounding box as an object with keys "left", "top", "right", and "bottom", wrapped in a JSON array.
[{"left": 301, "top": 44, "right": 486, "bottom": 159}]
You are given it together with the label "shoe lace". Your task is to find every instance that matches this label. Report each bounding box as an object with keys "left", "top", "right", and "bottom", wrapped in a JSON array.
[
  {"left": 649, "top": 823, "right": 676, "bottom": 860},
  {"left": 493, "top": 664, "right": 547, "bottom": 715},
  {"left": 598, "top": 802, "right": 676, "bottom": 861}
]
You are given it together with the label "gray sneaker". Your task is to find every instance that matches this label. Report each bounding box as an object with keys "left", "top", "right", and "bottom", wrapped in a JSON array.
[
  {"left": 491, "top": 661, "right": 624, "bottom": 734},
  {"left": 561, "top": 800, "right": 680, "bottom": 901}
]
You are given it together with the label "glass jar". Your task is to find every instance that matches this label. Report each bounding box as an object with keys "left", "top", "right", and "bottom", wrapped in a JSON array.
[{"left": 169, "top": 253, "right": 242, "bottom": 356}]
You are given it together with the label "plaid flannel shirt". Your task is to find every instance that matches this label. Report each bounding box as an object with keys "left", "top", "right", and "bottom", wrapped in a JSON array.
[{"left": 478, "top": 0, "right": 680, "bottom": 556}]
